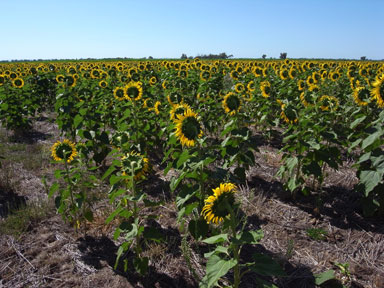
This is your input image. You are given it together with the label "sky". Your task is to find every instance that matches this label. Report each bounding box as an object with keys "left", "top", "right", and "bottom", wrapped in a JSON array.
[{"left": 0, "top": 0, "right": 383, "bottom": 61}]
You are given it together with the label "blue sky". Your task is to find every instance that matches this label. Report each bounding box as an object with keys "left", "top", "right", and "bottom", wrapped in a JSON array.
[{"left": 1, "top": 0, "right": 383, "bottom": 60}]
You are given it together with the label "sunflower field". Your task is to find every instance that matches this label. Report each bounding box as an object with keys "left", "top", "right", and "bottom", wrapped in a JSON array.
[{"left": 1, "top": 58, "right": 384, "bottom": 287}]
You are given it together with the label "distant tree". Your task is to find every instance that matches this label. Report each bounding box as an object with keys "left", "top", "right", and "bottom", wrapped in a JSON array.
[
  {"left": 280, "top": 52, "right": 287, "bottom": 59},
  {"left": 148, "top": 56, "right": 153, "bottom": 59},
  {"left": 181, "top": 53, "right": 188, "bottom": 59},
  {"left": 360, "top": 56, "right": 367, "bottom": 61},
  {"left": 262, "top": 54, "right": 267, "bottom": 59}
]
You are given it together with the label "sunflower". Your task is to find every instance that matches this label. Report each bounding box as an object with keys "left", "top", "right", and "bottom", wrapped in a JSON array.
[
  {"left": 297, "top": 79, "right": 305, "bottom": 91},
  {"left": 154, "top": 101, "right": 161, "bottom": 115},
  {"left": 174, "top": 108, "right": 203, "bottom": 147},
  {"left": 178, "top": 70, "right": 188, "bottom": 79},
  {"left": 12, "top": 77, "right": 24, "bottom": 88},
  {"left": 201, "top": 183, "right": 237, "bottom": 225},
  {"left": 319, "top": 95, "right": 339, "bottom": 111},
  {"left": 99, "top": 80, "right": 108, "bottom": 88},
  {"left": 90, "top": 69, "right": 101, "bottom": 79},
  {"left": 230, "top": 70, "right": 239, "bottom": 80},
  {"left": 353, "top": 86, "right": 369, "bottom": 106},
  {"left": 124, "top": 81, "right": 143, "bottom": 101},
  {"left": 279, "top": 69, "right": 289, "bottom": 80},
  {"left": 300, "top": 85, "right": 318, "bottom": 107},
  {"left": 371, "top": 74, "right": 384, "bottom": 108},
  {"left": 278, "top": 101, "right": 298, "bottom": 124},
  {"left": 149, "top": 76, "right": 157, "bottom": 86},
  {"left": 113, "top": 86, "right": 125, "bottom": 101},
  {"left": 260, "top": 81, "right": 271, "bottom": 98},
  {"left": 306, "top": 76, "right": 315, "bottom": 86},
  {"left": 289, "top": 68, "right": 297, "bottom": 79},
  {"left": 329, "top": 72, "right": 340, "bottom": 82},
  {"left": 66, "top": 75, "right": 76, "bottom": 87},
  {"left": 200, "top": 71, "right": 211, "bottom": 81},
  {"left": 234, "top": 83, "right": 245, "bottom": 93},
  {"left": 222, "top": 92, "right": 241, "bottom": 115},
  {"left": 56, "top": 74, "right": 65, "bottom": 83},
  {"left": 162, "top": 80, "right": 168, "bottom": 90},
  {"left": 170, "top": 103, "right": 191, "bottom": 120},
  {"left": 247, "top": 80, "right": 256, "bottom": 92},
  {"left": 121, "top": 151, "right": 149, "bottom": 181},
  {"left": 167, "top": 92, "right": 183, "bottom": 106},
  {"left": 51, "top": 139, "right": 78, "bottom": 163},
  {"left": 0, "top": 74, "right": 5, "bottom": 86}
]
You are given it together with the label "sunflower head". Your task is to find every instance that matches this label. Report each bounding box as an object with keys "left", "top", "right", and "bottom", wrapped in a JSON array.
[
  {"left": 353, "top": 86, "right": 370, "bottom": 106},
  {"left": 0, "top": 74, "right": 5, "bottom": 86},
  {"left": 200, "top": 71, "right": 211, "bottom": 81},
  {"left": 149, "top": 76, "right": 158, "bottom": 86},
  {"left": 99, "top": 80, "right": 108, "bottom": 88},
  {"left": 174, "top": 109, "right": 203, "bottom": 147},
  {"left": 371, "top": 75, "right": 384, "bottom": 108},
  {"left": 319, "top": 95, "right": 339, "bottom": 111},
  {"left": 235, "top": 83, "right": 245, "bottom": 93},
  {"left": 260, "top": 81, "right": 271, "bottom": 98},
  {"left": 51, "top": 139, "right": 78, "bottom": 163},
  {"left": 124, "top": 81, "right": 143, "bottom": 101},
  {"left": 170, "top": 103, "right": 191, "bottom": 120},
  {"left": 121, "top": 152, "right": 149, "bottom": 181},
  {"left": 12, "top": 77, "right": 24, "bottom": 88},
  {"left": 222, "top": 92, "right": 241, "bottom": 116},
  {"left": 56, "top": 74, "right": 65, "bottom": 83},
  {"left": 201, "top": 183, "right": 237, "bottom": 225},
  {"left": 113, "top": 87, "right": 125, "bottom": 101}
]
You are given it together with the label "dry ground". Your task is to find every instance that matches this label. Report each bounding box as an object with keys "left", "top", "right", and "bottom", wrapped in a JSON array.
[{"left": 0, "top": 117, "right": 383, "bottom": 288}]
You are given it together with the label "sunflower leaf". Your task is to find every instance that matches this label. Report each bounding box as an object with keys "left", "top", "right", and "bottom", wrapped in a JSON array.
[{"left": 202, "top": 233, "right": 228, "bottom": 244}]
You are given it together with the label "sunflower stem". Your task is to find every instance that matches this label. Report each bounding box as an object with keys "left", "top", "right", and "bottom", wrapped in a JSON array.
[
  {"left": 228, "top": 204, "right": 241, "bottom": 288},
  {"left": 64, "top": 160, "right": 78, "bottom": 232}
]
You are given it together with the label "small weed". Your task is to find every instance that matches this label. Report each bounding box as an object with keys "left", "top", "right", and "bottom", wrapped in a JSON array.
[
  {"left": 306, "top": 227, "right": 328, "bottom": 241},
  {"left": 0, "top": 201, "right": 51, "bottom": 237}
]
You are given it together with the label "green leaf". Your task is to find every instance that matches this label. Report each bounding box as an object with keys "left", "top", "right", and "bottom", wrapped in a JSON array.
[
  {"left": 204, "top": 246, "right": 229, "bottom": 258},
  {"left": 134, "top": 256, "right": 149, "bottom": 275},
  {"left": 73, "top": 114, "right": 83, "bottom": 129},
  {"left": 233, "top": 230, "right": 264, "bottom": 245},
  {"left": 314, "top": 269, "right": 335, "bottom": 285},
  {"left": 286, "top": 156, "right": 298, "bottom": 173},
  {"left": 49, "top": 182, "right": 59, "bottom": 197},
  {"left": 109, "top": 174, "right": 120, "bottom": 185},
  {"left": 188, "top": 218, "right": 209, "bottom": 240},
  {"left": 200, "top": 255, "right": 237, "bottom": 288},
  {"left": 350, "top": 115, "right": 366, "bottom": 129},
  {"left": 362, "top": 131, "right": 383, "bottom": 150},
  {"left": 250, "top": 253, "right": 286, "bottom": 276},
  {"left": 84, "top": 209, "right": 94, "bottom": 222},
  {"left": 359, "top": 170, "right": 383, "bottom": 195},
  {"left": 102, "top": 165, "right": 116, "bottom": 181},
  {"left": 177, "top": 149, "right": 191, "bottom": 168},
  {"left": 202, "top": 233, "right": 228, "bottom": 244},
  {"left": 143, "top": 227, "right": 165, "bottom": 243},
  {"left": 306, "top": 140, "right": 320, "bottom": 150},
  {"left": 105, "top": 206, "right": 123, "bottom": 224}
]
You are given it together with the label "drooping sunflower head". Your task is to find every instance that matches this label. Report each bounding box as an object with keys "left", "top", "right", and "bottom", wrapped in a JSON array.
[
  {"left": 121, "top": 151, "right": 149, "bottom": 182},
  {"left": 90, "top": 69, "right": 101, "bottom": 79},
  {"left": 12, "top": 77, "right": 24, "bottom": 88},
  {"left": 201, "top": 183, "right": 237, "bottom": 225},
  {"left": 222, "top": 92, "right": 241, "bottom": 115},
  {"left": 65, "top": 75, "right": 76, "bottom": 87},
  {"left": 330, "top": 72, "right": 340, "bottom": 82},
  {"left": 297, "top": 79, "right": 305, "bottom": 91},
  {"left": 260, "top": 81, "right": 271, "bottom": 98},
  {"left": 353, "top": 86, "right": 370, "bottom": 106},
  {"left": 174, "top": 109, "right": 203, "bottom": 147},
  {"left": 247, "top": 80, "right": 256, "bottom": 92},
  {"left": 178, "top": 70, "right": 188, "bottom": 79},
  {"left": 289, "top": 68, "right": 297, "bottom": 79},
  {"left": 170, "top": 103, "right": 191, "bottom": 120},
  {"left": 0, "top": 74, "right": 5, "bottom": 86},
  {"left": 371, "top": 74, "right": 384, "bottom": 108},
  {"left": 167, "top": 92, "right": 183, "bottom": 106},
  {"left": 113, "top": 86, "right": 125, "bottom": 101},
  {"left": 124, "top": 81, "right": 143, "bottom": 101},
  {"left": 99, "top": 80, "right": 108, "bottom": 88},
  {"left": 279, "top": 101, "right": 298, "bottom": 124},
  {"left": 56, "top": 74, "right": 65, "bottom": 83},
  {"left": 51, "top": 139, "right": 78, "bottom": 163},
  {"left": 279, "top": 69, "right": 289, "bottom": 80},
  {"left": 200, "top": 71, "right": 211, "bottom": 81},
  {"left": 319, "top": 95, "right": 339, "bottom": 111}
]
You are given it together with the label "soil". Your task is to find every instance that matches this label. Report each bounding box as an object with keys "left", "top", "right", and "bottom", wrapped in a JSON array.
[{"left": 0, "top": 117, "right": 383, "bottom": 288}]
